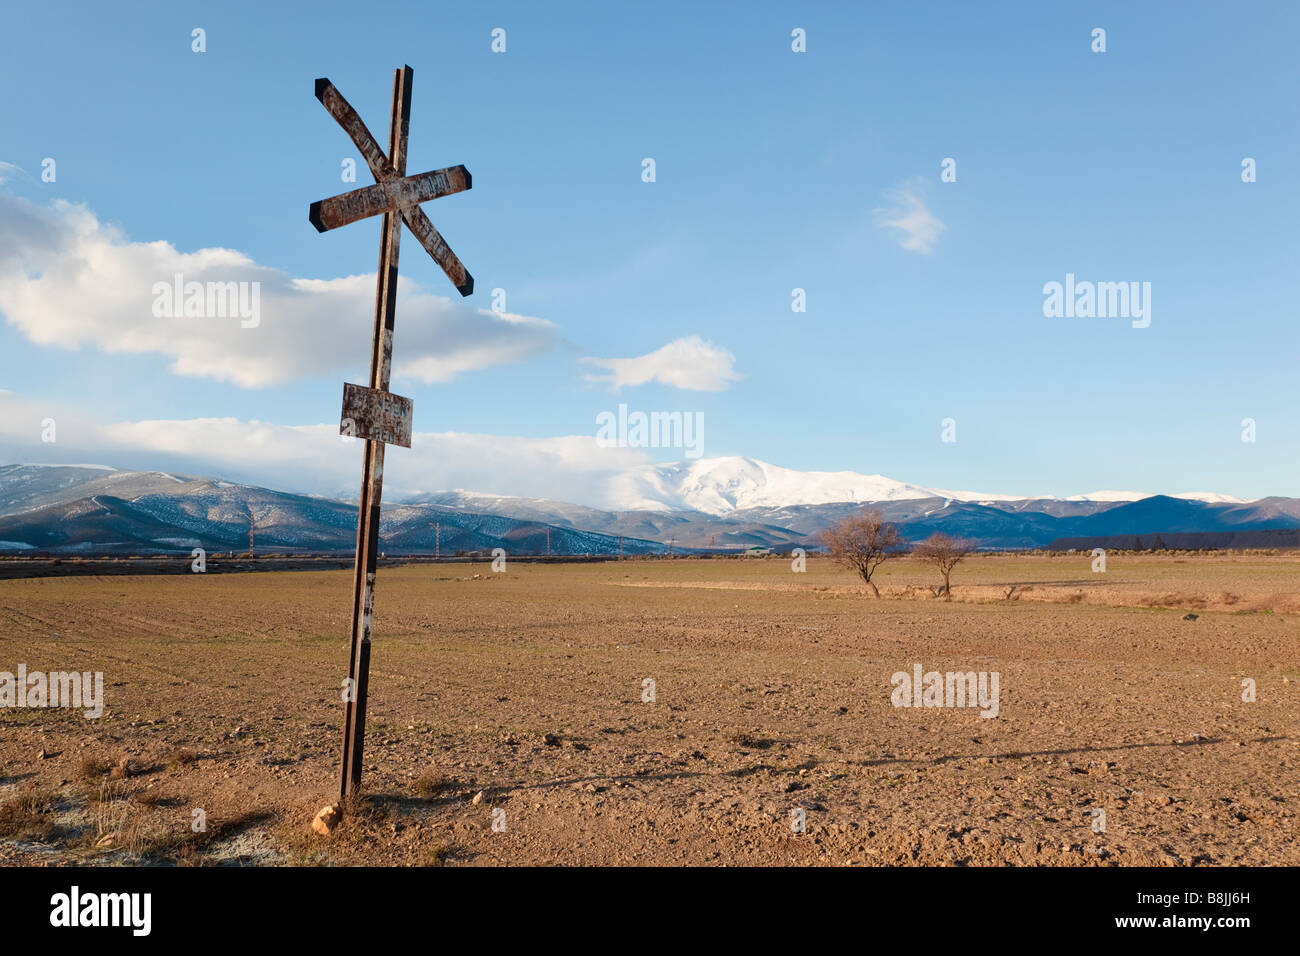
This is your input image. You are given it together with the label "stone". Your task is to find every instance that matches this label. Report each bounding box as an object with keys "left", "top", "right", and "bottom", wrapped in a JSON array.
[{"left": 312, "top": 803, "right": 341, "bottom": 835}]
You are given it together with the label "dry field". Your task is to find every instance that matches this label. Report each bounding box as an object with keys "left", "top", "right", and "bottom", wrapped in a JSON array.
[{"left": 0, "top": 553, "right": 1297, "bottom": 866}]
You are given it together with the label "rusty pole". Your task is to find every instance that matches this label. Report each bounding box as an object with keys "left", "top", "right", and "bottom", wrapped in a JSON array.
[
  {"left": 339, "top": 66, "right": 412, "bottom": 803},
  {"left": 310, "top": 64, "right": 473, "bottom": 806}
]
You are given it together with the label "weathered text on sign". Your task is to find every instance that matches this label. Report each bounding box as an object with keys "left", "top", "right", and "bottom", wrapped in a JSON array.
[
  {"left": 341, "top": 382, "right": 413, "bottom": 448},
  {"left": 310, "top": 165, "right": 471, "bottom": 233}
]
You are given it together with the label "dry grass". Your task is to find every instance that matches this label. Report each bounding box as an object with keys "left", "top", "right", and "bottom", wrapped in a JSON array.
[
  {"left": 86, "top": 803, "right": 276, "bottom": 863},
  {"left": 419, "top": 842, "right": 452, "bottom": 866},
  {"left": 79, "top": 755, "right": 113, "bottom": 781},
  {"left": 86, "top": 778, "right": 130, "bottom": 806},
  {"left": 0, "top": 786, "right": 59, "bottom": 840},
  {"left": 411, "top": 770, "right": 449, "bottom": 799},
  {"left": 269, "top": 791, "right": 458, "bottom": 867}
]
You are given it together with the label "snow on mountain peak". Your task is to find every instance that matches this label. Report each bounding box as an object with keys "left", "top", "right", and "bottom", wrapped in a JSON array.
[
  {"left": 601, "top": 456, "right": 1010, "bottom": 514},
  {"left": 592, "top": 457, "right": 1248, "bottom": 515},
  {"left": 1069, "top": 489, "right": 1248, "bottom": 504}
]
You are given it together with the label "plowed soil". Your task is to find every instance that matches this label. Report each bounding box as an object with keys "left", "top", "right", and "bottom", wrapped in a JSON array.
[{"left": 1, "top": 553, "right": 1296, "bottom": 866}]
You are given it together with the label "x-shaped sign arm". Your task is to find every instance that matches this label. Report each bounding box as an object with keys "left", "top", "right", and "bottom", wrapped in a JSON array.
[{"left": 309, "top": 78, "right": 474, "bottom": 296}]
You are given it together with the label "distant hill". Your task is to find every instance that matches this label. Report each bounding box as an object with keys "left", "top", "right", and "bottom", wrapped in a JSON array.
[
  {"left": 1049, "top": 529, "right": 1300, "bottom": 551},
  {"left": 0, "top": 466, "right": 667, "bottom": 556},
  {"left": 1, "top": 464, "right": 1296, "bottom": 554}
]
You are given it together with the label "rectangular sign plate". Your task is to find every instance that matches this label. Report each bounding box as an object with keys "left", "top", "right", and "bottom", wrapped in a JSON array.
[{"left": 341, "top": 382, "right": 413, "bottom": 448}]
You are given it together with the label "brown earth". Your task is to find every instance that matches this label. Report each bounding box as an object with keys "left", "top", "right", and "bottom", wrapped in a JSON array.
[{"left": 0, "top": 553, "right": 1296, "bottom": 866}]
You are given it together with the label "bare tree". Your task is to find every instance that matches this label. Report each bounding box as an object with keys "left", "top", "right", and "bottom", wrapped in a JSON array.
[
  {"left": 819, "top": 508, "right": 904, "bottom": 597},
  {"left": 912, "top": 532, "right": 977, "bottom": 601}
]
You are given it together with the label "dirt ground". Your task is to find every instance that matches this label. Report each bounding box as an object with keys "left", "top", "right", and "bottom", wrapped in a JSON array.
[{"left": 1, "top": 553, "right": 1296, "bottom": 866}]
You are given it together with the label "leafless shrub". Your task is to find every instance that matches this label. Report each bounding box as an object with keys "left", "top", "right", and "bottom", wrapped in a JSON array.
[
  {"left": 912, "top": 532, "right": 978, "bottom": 601},
  {"left": 819, "top": 508, "right": 905, "bottom": 597}
]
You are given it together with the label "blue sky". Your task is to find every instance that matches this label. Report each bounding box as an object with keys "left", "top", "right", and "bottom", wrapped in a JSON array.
[{"left": 1, "top": 0, "right": 1297, "bottom": 501}]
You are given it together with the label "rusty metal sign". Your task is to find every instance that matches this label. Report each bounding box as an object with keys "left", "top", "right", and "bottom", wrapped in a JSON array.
[
  {"left": 340, "top": 382, "right": 413, "bottom": 448},
  {"left": 310, "top": 77, "right": 474, "bottom": 296},
  {"left": 311, "top": 166, "right": 470, "bottom": 233}
]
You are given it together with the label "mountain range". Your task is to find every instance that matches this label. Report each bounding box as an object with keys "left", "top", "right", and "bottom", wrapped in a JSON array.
[
  {"left": 602, "top": 457, "right": 1249, "bottom": 512},
  {"left": 0, "top": 460, "right": 1296, "bottom": 555}
]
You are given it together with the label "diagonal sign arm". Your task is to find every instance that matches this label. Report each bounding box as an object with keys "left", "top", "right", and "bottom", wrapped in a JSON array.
[
  {"left": 315, "top": 78, "right": 398, "bottom": 184},
  {"left": 401, "top": 204, "right": 474, "bottom": 296}
]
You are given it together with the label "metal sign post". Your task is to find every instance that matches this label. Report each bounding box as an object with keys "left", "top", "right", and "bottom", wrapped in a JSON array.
[{"left": 308, "top": 65, "right": 474, "bottom": 804}]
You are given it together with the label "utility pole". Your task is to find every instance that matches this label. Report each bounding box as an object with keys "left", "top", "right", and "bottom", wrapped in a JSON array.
[
  {"left": 434, "top": 521, "right": 440, "bottom": 560},
  {"left": 545, "top": 527, "right": 551, "bottom": 557}
]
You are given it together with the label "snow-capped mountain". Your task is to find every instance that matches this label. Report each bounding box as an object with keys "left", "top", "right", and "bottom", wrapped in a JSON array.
[
  {"left": 1064, "top": 490, "right": 1248, "bottom": 504},
  {"left": 597, "top": 456, "right": 1248, "bottom": 515},
  {"left": 601, "top": 457, "right": 1009, "bottom": 513}
]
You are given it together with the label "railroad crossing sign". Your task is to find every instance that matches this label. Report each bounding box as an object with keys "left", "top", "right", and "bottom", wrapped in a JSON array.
[
  {"left": 309, "top": 65, "right": 474, "bottom": 804},
  {"left": 309, "top": 74, "right": 473, "bottom": 296}
]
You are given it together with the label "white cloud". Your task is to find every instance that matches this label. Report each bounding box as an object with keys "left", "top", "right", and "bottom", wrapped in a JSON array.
[
  {"left": 0, "top": 196, "right": 557, "bottom": 388},
  {"left": 580, "top": 335, "right": 740, "bottom": 391},
  {"left": 876, "top": 180, "right": 946, "bottom": 254},
  {"left": 0, "top": 162, "right": 29, "bottom": 185},
  {"left": 0, "top": 390, "right": 650, "bottom": 506}
]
